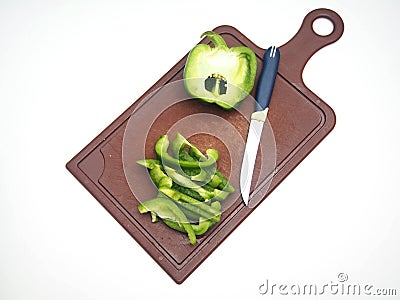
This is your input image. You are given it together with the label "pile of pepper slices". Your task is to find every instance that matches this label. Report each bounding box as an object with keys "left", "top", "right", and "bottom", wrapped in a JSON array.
[{"left": 137, "top": 133, "right": 235, "bottom": 245}]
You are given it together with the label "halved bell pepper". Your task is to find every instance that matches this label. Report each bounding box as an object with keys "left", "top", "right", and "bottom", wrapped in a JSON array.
[{"left": 184, "top": 31, "right": 257, "bottom": 109}]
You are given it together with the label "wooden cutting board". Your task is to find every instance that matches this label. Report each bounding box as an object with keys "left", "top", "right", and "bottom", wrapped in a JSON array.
[{"left": 66, "top": 8, "right": 344, "bottom": 284}]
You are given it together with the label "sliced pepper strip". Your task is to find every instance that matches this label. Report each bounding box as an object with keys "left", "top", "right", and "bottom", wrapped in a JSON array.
[
  {"left": 163, "top": 165, "right": 216, "bottom": 199},
  {"left": 155, "top": 191, "right": 201, "bottom": 221},
  {"left": 163, "top": 201, "right": 220, "bottom": 236},
  {"left": 159, "top": 187, "right": 221, "bottom": 222},
  {"left": 149, "top": 164, "right": 172, "bottom": 188},
  {"left": 138, "top": 197, "right": 196, "bottom": 245},
  {"left": 163, "top": 216, "right": 216, "bottom": 236},
  {"left": 163, "top": 218, "right": 212, "bottom": 235},
  {"left": 171, "top": 134, "right": 234, "bottom": 193},
  {"left": 171, "top": 132, "right": 205, "bottom": 161},
  {"left": 171, "top": 133, "right": 217, "bottom": 182},
  {"left": 156, "top": 135, "right": 217, "bottom": 169},
  {"left": 136, "top": 158, "right": 160, "bottom": 169}
]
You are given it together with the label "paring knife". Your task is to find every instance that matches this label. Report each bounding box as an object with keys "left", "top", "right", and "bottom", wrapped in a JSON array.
[{"left": 240, "top": 46, "right": 280, "bottom": 206}]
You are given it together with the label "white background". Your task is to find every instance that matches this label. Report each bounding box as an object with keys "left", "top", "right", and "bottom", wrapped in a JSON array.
[{"left": 1, "top": 0, "right": 399, "bottom": 299}]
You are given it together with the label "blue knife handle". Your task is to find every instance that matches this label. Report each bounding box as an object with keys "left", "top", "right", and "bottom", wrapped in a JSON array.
[{"left": 255, "top": 46, "right": 280, "bottom": 111}]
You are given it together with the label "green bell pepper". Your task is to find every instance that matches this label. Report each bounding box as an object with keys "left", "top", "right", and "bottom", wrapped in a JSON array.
[{"left": 184, "top": 31, "right": 257, "bottom": 109}]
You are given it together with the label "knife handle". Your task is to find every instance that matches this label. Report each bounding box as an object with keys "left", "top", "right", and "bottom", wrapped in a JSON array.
[{"left": 255, "top": 46, "right": 280, "bottom": 111}]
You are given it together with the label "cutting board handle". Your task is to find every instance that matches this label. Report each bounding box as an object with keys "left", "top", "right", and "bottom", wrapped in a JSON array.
[{"left": 279, "top": 8, "right": 344, "bottom": 87}]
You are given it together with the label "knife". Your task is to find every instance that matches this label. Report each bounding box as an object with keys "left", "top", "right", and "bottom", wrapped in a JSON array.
[{"left": 240, "top": 46, "right": 280, "bottom": 206}]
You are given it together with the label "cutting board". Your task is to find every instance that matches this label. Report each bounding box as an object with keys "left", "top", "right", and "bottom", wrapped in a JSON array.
[{"left": 66, "top": 8, "right": 344, "bottom": 284}]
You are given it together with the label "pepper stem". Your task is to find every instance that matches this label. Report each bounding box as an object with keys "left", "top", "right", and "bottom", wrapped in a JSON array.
[{"left": 200, "top": 31, "right": 227, "bottom": 48}]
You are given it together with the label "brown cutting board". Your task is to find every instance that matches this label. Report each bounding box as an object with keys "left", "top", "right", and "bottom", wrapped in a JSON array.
[{"left": 66, "top": 8, "right": 344, "bottom": 284}]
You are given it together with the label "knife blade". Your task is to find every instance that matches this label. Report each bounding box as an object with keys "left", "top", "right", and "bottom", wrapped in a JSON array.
[{"left": 240, "top": 46, "right": 280, "bottom": 206}]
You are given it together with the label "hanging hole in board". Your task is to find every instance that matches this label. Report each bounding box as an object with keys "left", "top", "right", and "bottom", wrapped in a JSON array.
[{"left": 312, "top": 17, "right": 334, "bottom": 36}]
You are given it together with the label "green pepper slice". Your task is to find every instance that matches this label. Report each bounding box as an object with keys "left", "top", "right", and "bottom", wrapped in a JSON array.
[
  {"left": 163, "top": 202, "right": 221, "bottom": 235},
  {"left": 155, "top": 135, "right": 217, "bottom": 169},
  {"left": 159, "top": 187, "right": 221, "bottom": 222},
  {"left": 184, "top": 31, "right": 257, "bottom": 109},
  {"left": 138, "top": 197, "right": 197, "bottom": 245}
]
